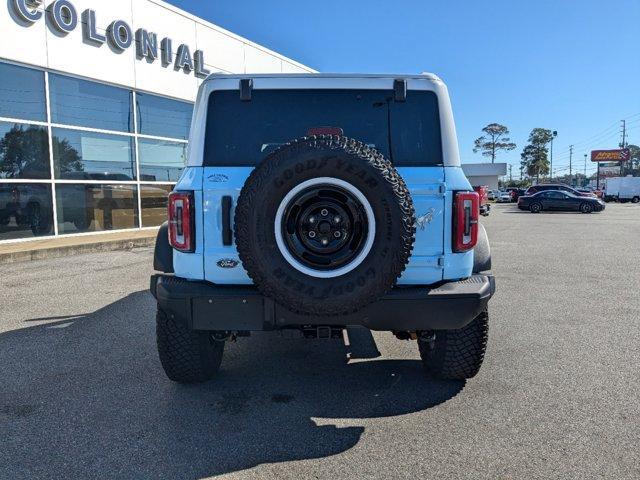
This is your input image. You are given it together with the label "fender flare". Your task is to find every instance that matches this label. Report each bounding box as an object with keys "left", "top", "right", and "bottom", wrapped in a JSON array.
[
  {"left": 473, "top": 223, "right": 492, "bottom": 273},
  {"left": 154, "top": 222, "right": 174, "bottom": 273}
]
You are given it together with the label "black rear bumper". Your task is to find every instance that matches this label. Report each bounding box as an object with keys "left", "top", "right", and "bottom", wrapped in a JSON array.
[{"left": 150, "top": 274, "right": 495, "bottom": 332}]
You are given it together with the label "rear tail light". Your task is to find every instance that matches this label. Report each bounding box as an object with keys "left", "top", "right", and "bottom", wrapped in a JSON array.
[
  {"left": 453, "top": 191, "right": 479, "bottom": 252},
  {"left": 168, "top": 191, "right": 195, "bottom": 252}
]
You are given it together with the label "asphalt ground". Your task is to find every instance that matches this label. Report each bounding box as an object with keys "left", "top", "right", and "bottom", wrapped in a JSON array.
[{"left": 1, "top": 202, "right": 639, "bottom": 479}]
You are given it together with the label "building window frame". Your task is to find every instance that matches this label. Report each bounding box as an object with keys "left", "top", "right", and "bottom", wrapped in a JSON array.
[{"left": 0, "top": 60, "right": 191, "bottom": 244}]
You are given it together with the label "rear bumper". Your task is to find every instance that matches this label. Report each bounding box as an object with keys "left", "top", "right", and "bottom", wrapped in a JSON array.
[{"left": 150, "top": 274, "right": 495, "bottom": 332}]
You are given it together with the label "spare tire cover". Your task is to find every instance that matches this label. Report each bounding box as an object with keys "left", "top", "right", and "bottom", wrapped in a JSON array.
[{"left": 235, "top": 135, "right": 415, "bottom": 316}]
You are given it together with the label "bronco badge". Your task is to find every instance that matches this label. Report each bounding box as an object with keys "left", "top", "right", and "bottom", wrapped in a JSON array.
[
  {"left": 415, "top": 208, "right": 436, "bottom": 231},
  {"left": 217, "top": 259, "right": 239, "bottom": 269},
  {"left": 208, "top": 173, "right": 230, "bottom": 183}
]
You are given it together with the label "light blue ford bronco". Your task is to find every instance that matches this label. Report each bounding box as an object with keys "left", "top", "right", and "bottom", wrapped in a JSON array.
[{"left": 150, "top": 73, "right": 495, "bottom": 384}]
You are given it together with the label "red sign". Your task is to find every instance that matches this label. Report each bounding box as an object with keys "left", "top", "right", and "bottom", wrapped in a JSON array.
[{"left": 591, "top": 149, "right": 630, "bottom": 162}]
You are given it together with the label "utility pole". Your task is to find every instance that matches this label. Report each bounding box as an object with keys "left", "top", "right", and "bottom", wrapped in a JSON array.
[
  {"left": 509, "top": 164, "right": 513, "bottom": 182},
  {"left": 569, "top": 145, "right": 573, "bottom": 186},
  {"left": 621, "top": 120, "right": 627, "bottom": 175},
  {"left": 584, "top": 154, "right": 587, "bottom": 186}
]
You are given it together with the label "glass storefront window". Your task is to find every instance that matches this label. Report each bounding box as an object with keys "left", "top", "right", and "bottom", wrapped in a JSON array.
[
  {"left": 141, "top": 184, "right": 172, "bottom": 227},
  {"left": 0, "top": 183, "right": 54, "bottom": 240},
  {"left": 49, "top": 74, "right": 133, "bottom": 133},
  {"left": 52, "top": 128, "right": 136, "bottom": 181},
  {"left": 0, "top": 61, "right": 199, "bottom": 242},
  {"left": 56, "top": 184, "right": 139, "bottom": 234},
  {"left": 0, "top": 63, "right": 46, "bottom": 122},
  {"left": 138, "top": 139, "right": 186, "bottom": 182},
  {"left": 0, "top": 122, "right": 51, "bottom": 179},
  {"left": 136, "top": 93, "right": 193, "bottom": 140}
]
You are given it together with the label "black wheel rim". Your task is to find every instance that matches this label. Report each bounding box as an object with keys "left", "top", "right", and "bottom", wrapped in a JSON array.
[{"left": 280, "top": 184, "right": 369, "bottom": 271}]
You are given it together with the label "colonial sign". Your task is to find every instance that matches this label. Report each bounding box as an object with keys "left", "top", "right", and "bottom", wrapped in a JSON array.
[
  {"left": 11, "top": 0, "right": 211, "bottom": 78},
  {"left": 591, "top": 149, "right": 631, "bottom": 162}
]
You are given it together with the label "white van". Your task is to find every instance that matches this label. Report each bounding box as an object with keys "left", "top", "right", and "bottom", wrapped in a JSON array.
[{"left": 605, "top": 176, "right": 640, "bottom": 203}]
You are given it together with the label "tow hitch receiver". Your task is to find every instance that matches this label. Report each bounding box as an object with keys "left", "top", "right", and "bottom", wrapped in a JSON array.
[{"left": 303, "top": 326, "right": 344, "bottom": 339}]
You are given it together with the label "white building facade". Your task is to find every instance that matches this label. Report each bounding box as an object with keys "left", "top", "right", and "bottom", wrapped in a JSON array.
[
  {"left": 461, "top": 163, "right": 508, "bottom": 191},
  {"left": 0, "top": 0, "right": 314, "bottom": 242}
]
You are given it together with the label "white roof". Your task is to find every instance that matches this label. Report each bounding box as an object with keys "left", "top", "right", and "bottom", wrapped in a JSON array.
[
  {"left": 462, "top": 163, "right": 508, "bottom": 176},
  {"left": 203, "top": 72, "right": 443, "bottom": 83}
]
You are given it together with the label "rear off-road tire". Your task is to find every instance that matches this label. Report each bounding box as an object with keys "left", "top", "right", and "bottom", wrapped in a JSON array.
[
  {"left": 418, "top": 309, "right": 489, "bottom": 380},
  {"left": 156, "top": 306, "right": 224, "bottom": 383}
]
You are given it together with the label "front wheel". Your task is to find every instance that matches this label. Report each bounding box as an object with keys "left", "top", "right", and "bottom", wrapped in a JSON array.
[
  {"left": 418, "top": 309, "right": 489, "bottom": 380},
  {"left": 580, "top": 203, "right": 593, "bottom": 214},
  {"left": 529, "top": 203, "right": 542, "bottom": 213},
  {"left": 632, "top": 197, "right": 640, "bottom": 204},
  {"left": 156, "top": 306, "right": 224, "bottom": 383}
]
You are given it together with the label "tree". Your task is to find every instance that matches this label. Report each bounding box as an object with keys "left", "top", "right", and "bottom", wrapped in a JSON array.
[
  {"left": 520, "top": 128, "right": 554, "bottom": 182},
  {"left": 473, "top": 123, "right": 517, "bottom": 163},
  {"left": 626, "top": 144, "right": 640, "bottom": 175},
  {"left": 0, "top": 125, "right": 82, "bottom": 178}
]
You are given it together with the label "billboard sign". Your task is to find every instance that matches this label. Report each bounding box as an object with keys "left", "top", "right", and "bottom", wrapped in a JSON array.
[
  {"left": 591, "top": 149, "right": 630, "bottom": 162},
  {"left": 599, "top": 164, "right": 622, "bottom": 177}
]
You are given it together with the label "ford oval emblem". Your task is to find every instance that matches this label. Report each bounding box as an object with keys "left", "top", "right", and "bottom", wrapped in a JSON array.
[{"left": 217, "top": 259, "right": 239, "bottom": 269}]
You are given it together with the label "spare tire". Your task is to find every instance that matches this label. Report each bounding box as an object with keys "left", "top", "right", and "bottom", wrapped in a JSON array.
[{"left": 235, "top": 135, "right": 415, "bottom": 316}]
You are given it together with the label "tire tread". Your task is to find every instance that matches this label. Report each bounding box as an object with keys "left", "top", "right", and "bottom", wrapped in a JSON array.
[
  {"left": 156, "top": 307, "right": 224, "bottom": 383},
  {"left": 418, "top": 309, "right": 489, "bottom": 380}
]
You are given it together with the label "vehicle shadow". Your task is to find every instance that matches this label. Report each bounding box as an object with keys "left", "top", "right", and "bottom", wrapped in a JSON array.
[{"left": 0, "top": 291, "right": 464, "bottom": 479}]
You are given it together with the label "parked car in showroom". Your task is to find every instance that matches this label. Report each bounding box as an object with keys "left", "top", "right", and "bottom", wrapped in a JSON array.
[
  {"left": 518, "top": 190, "right": 605, "bottom": 213},
  {"left": 0, "top": 184, "right": 53, "bottom": 236}
]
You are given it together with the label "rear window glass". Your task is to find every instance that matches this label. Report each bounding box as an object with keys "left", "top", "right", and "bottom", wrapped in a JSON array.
[{"left": 203, "top": 89, "right": 442, "bottom": 167}]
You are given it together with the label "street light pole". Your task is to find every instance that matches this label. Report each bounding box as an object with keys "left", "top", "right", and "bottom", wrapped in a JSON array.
[
  {"left": 584, "top": 154, "right": 587, "bottom": 185},
  {"left": 550, "top": 130, "right": 558, "bottom": 181}
]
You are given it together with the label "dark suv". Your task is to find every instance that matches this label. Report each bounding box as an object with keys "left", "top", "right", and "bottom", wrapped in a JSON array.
[{"left": 524, "top": 184, "right": 594, "bottom": 198}]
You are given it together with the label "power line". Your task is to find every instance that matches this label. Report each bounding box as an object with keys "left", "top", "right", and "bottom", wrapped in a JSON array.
[
  {"left": 553, "top": 129, "right": 624, "bottom": 163},
  {"left": 553, "top": 113, "right": 640, "bottom": 158}
]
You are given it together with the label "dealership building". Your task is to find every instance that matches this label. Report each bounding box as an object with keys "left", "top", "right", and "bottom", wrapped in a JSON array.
[
  {"left": 461, "top": 163, "right": 508, "bottom": 191},
  {"left": 0, "top": 0, "right": 314, "bottom": 243}
]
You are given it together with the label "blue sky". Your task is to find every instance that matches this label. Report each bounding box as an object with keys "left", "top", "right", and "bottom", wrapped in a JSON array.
[{"left": 172, "top": 0, "right": 640, "bottom": 177}]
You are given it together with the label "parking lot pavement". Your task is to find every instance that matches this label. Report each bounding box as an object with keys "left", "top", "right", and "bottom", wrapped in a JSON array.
[{"left": 1, "top": 203, "right": 639, "bottom": 480}]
